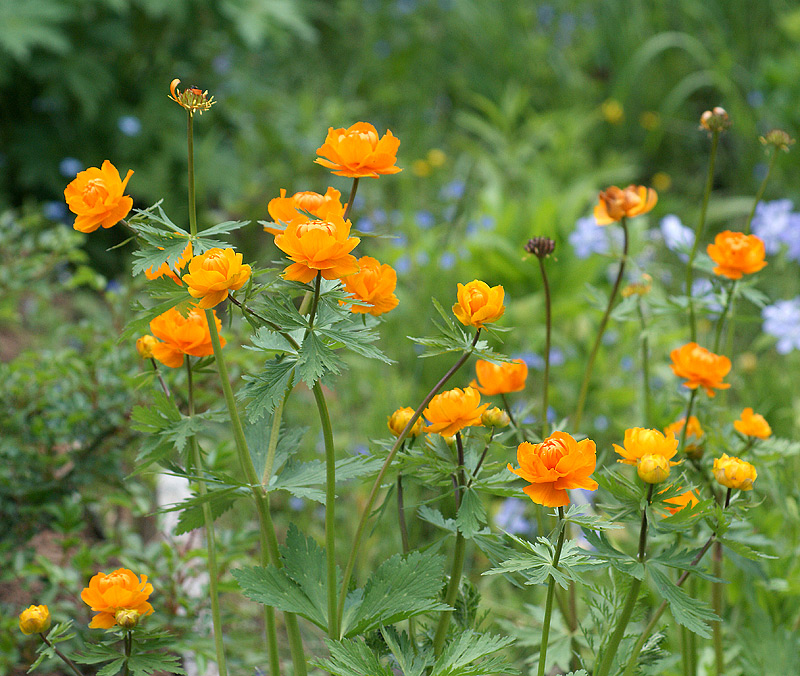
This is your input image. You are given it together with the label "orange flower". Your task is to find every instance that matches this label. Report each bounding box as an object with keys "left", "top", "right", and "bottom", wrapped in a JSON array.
[
  {"left": 145, "top": 242, "right": 193, "bottom": 285},
  {"left": 387, "top": 407, "right": 424, "bottom": 437},
  {"left": 594, "top": 185, "right": 657, "bottom": 225},
  {"left": 614, "top": 428, "right": 680, "bottom": 467},
  {"left": 707, "top": 231, "right": 767, "bottom": 279},
  {"left": 315, "top": 122, "right": 402, "bottom": 178},
  {"left": 733, "top": 407, "right": 772, "bottom": 440},
  {"left": 452, "top": 280, "right": 505, "bottom": 328},
  {"left": 423, "top": 387, "right": 488, "bottom": 437},
  {"left": 149, "top": 307, "right": 224, "bottom": 368},
  {"left": 81, "top": 568, "right": 154, "bottom": 629},
  {"left": 664, "top": 416, "right": 704, "bottom": 441},
  {"left": 342, "top": 256, "right": 399, "bottom": 315},
  {"left": 663, "top": 489, "right": 700, "bottom": 515},
  {"left": 713, "top": 454, "right": 757, "bottom": 491},
  {"left": 18, "top": 605, "right": 51, "bottom": 635},
  {"left": 470, "top": 359, "right": 528, "bottom": 395},
  {"left": 264, "top": 187, "right": 346, "bottom": 235},
  {"left": 637, "top": 454, "right": 671, "bottom": 484},
  {"left": 669, "top": 342, "right": 731, "bottom": 397},
  {"left": 274, "top": 216, "right": 360, "bottom": 283},
  {"left": 182, "top": 248, "right": 252, "bottom": 308},
  {"left": 507, "top": 431, "right": 598, "bottom": 507},
  {"left": 64, "top": 160, "right": 134, "bottom": 233}
]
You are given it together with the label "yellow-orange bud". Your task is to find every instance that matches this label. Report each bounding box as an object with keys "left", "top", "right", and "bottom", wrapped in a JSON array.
[
  {"left": 115, "top": 609, "right": 141, "bottom": 629},
  {"left": 19, "top": 605, "right": 51, "bottom": 635},
  {"left": 637, "top": 454, "right": 671, "bottom": 484},
  {"left": 481, "top": 407, "right": 510, "bottom": 428},
  {"left": 713, "top": 454, "right": 757, "bottom": 491},
  {"left": 387, "top": 407, "right": 423, "bottom": 438},
  {"left": 136, "top": 335, "right": 157, "bottom": 359}
]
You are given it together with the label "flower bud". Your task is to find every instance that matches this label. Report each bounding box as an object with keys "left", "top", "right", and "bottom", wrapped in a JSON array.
[
  {"left": 115, "top": 609, "right": 140, "bottom": 630},
  {"left": 19, "top": 605, "right": 51, "bottom": 635},
  {"left": 759, "top": 129, "right": 795, "bottom": 152},
  {"left": 699, "top": 107, "right": 731, "bottom": 133},
  {"left": 524, "top": 237, "right": 555, "bottom": 258},
  {"left": 387, "top": 407, "right": 423, "bottom": 438},
  {"left": 637, "top": 454, "right": 671, "bottom": 484},
  {"left": 136, "top": 335, "right": 157, "bottom": 360},
  {"left": 481, "top": 407, "right": 510, "bottom": 428},
  {"left": 713, "top": 454, "right": 756, "bottom": 491}
]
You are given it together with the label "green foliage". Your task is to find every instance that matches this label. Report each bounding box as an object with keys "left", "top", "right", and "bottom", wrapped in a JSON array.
[
  {"left": 648, "top": 566, "right": 719, "bottom": 638},
  {"left": 74, "top": 628, "right": 185, "bottom": 676}
]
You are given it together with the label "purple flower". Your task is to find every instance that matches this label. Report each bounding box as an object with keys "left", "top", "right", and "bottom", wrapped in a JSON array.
[
  {"left": 569, "top": 216, "right": 622, "bottom": 259},
  {"left": 659, "top": 214, "right": 694, "bottom": 257},
  {"left": 762, "top": 298, "right": 800, "bottom": 354},
  {"left": 751, "top": 199, "right": 796, "bottom": 255},
  {"left": 495, "top": 498, "right": 532, "bottom": 535}
]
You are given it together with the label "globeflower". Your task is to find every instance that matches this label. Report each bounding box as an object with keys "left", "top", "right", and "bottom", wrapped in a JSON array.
[
  {"left": 81, "top": 568, "right": 154, "bottom": 629},
  {"left": 707, "top": 231, "right": 767, "bottom": 279},
  {"left": 733, "top": 408, "right": 772, "bottom": 440},
  {"left": 136, "top": 335, "right": 157, "bottom": 360},
  {"left": 663, "top": 489, "right": 700, "bottom": 515},
  {"left": 145, "top": 241, "right": 193, "bottom": 285},
  {"left": 423, "top": 387, "right": 488, "bottom": 437},
  {"left": 665, "top": 415, "right": 704, "bottom": 458},
  {"left": 614, "top": 428, "right": 681, "bottom": 474},
  {"left": 507, "top": 431, "right": 598, "bottom": 507},
  {"left": 18, "top": 605, "right": 51, "bottom": 635},
  {"left": 669, "top": 342, "right": 731, "bottom": 397},
  {"left": 452, "top": 280, "right": 505, "bottom": 328},
  {"left": 149, "top": 307, "right": 224, "bottom": 368},
  {"left": 637, "top": 454, "right": 671, "bottom": 484},
  {"left": 64, "top": 160, "right": 134, "bottom": 233},
  {"left": 594, "top": 185, "right": 657, "bottom": 225},
  {"left": 342, "top": 256, "right": 399, "bottom": 315},
  {"left": 264, "top": 187, "right": 346, "bottom": 235},
  {"left": 387, "top": 407, "right": 424, "bottom": 437},
  {"left": 713, "top": 454, "right": 757, "bottom": 491},
  {"left": 470, "top": 358, "right": 528, "bottom": 395},
  {"left": 274, "top": 216, "right": 360, "bottom": 283},
  {"left": 183, "top": 248, "right": 252, "bottom": 308},
  {"left": 315, "top": 122, "right": 402, "bottom": 178}
]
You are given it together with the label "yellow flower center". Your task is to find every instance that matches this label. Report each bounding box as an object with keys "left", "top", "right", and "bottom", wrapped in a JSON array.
[
  {"left": 83, "top": 179, "right": 109, "bottom": 206},
  {"left": 537, "top": 439, "right": 567, "bottom": 469}
]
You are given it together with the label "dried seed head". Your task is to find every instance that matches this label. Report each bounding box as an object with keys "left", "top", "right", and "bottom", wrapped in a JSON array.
[
  {"left": 525, "top": 237, "right": 555, "bottom": 258},
  {"left": 699, "top": 107, "right": 731, "bottom": 133}
]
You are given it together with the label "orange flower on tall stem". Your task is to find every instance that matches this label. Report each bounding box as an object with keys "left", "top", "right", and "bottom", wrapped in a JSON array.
[
  {"left": 342, "top": 256, "right": 399, "bottom": 315},
  {"left": 145, "top": 242, "right": 193, "bottom": 284},
  {"left": 470, "top": 359, "right": 528, "bottom": 395},
  {"left": 182, "top": 248, "right": 252, "bottom": 308},
  {"left": 80, "top": 568, "right": 154, "bottom": 629},
  {"left": 452, "top": 280, "right": 505, "bottom": 328},
  {"left": 669, "top": 342, "right": 731, "bottom": 397},
  {"left": 264, "top": 187, "right": 346, "bottom": 235},
  {"left": 149, "top": 307, "right": 224, "bottom": 368},
  {"left": 713, "top": 454, "right": 757, "bottom": 491},
  {"left": 614, "top": 428, "right": 681, "bottom": 466},
  {"left": 274, "top": 215, "right": 360, "bottom": 283},
  {"left": 64, "top": 160, "right": 134, "bottom": 233},
  {"left": 594, "top": 185, "right": 657, "bottom": 225},
  {"left": 507, "top": 431, "right": 598, "bottom": 507},
  {"left": 423, "top": 387, "right": 488, "bottom": 437},
  {"left": 733, "top": 408, "right": 772, "bottom": 440},
  {"left": 315, "top": 122, "right": 402, "bottom": 178},
  {"left": 707, "top": 231, "right": 767, "bottom": 279}
]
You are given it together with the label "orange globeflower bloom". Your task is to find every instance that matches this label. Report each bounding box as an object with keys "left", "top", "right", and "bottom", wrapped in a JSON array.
[
  {"left": 423, "top": 387, "right": 488, "bottom": 437},
  {"left": 264, "top": 187, "right": 346, "bottom": 235},
  {"left": 145, "top": 242, "right": 193, "bottom": 285},
  {"left": 18, "top": 605, "right": 51, "bottom": 635},
  {"left": 315, "top": 122, "right": 402, "bottom": 178},
  {"left": 64, "top": 160, "right": 134, "bottom": 233},
  {"left": 149, "top": 307, "right": 224, "bottom": 368},
  {"left": 664, "top": 416, "right": 704, "bottom": 441},
  {"left": 594, "top": 185, "right": 657, "bottom": 225},
  {"left": 707, "top": 231, "right": 767, "bottom": 279},
  {"left": 507, "top": 431, "right": 598, "bottom": 508},
  {"left": 663, "top": 489, "right": 700, "bottom": 515},
  {"left": 452, "top": 280, "right": 505, "bottom": 328},
  {"left": 470, "top": 359, "right": 528, "bottom": 395},
  {"left": 670, "top": 342, "right": 731, "bottom": 397},
  {"left": 713, "top": 454, "right": 757, "bottom": 491},
  {"left": 81, "top": 568, "right": 154, "bottom": 629},
  {"left": 614, "top": 428, "right": 681, "bottom": 468},
  {"left": 182, "top": 248, "right": 252, "bottom": 309},
  {"left": 342, "top": 256, "right": 399, "bottom": 316},
  {"left": 733, "top": 407, "right": 772, "bottom": 440},
  {"left": 274, "top": 215, "right": 360, "bottom": 283},
  {"left": 387, "top": 407, "right": 424, "bottom": 437}
]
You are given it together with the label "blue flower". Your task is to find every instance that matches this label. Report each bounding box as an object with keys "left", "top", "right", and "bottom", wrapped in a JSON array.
[
  {"left": 751, "top": 199, "right": 797, "bottom": 255},
  {"left": 659, "top": 214, "right": 694, "bottom": 256},
  {"left": 117, "top": 116, "right": 142, "bottom": 137},
  {"left": 43, "top": 201, "right": 68, "bottom": 221},
  {"left": 763, "top": 298, "right": 800, "bottom": 354},
  {"left": 394, "top": 256, "right": 411, "bottom": 274},
  {"left": 289, "top": 497, "right": 305, "bottom": 511},
  {"left": 441, "top": 180, "right": 465, "bottom": 201},
  {"left": 59, "top": 157, "right": 83, "bottom": 178},
  {"left": 593, "top": 415, "right": 609, "bottom": 431},
  {"left": 569, "top": 216, "right": 621, "bottom": 259},
  {"left": 415, "top": 251, "right": 430, "bottom": 265},
  {"left": 392, "top": 233, "right": 408, "bottom": 248},
  {"left": 438, "top": 252, "right": 456, "bottom": 269},
  {"left": 480, "top": 216, "right": 495, "bottom": 230},
  {"left": 495, "top": 498, "right": 532, "bottom": 535},
  {"left": 371, "top": 208, "right": 387, "bottom": 224},
  {"left": 356, "top": 217, "right": 374, "bottom": 233},
  {"left": 692, "top": 278, "right": 722, "bottom": 314},
  {"left": 514, "top": 351, "right": 545, "bottom": 370}
]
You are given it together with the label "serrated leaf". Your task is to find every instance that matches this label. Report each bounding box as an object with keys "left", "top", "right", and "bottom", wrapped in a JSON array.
[
  {"left": 456, "top": 488, "right": 486, "bottom": 538},
  {"left": 314, "top": 638, "right": 394, "bottom": 676},
  {"left": 381, "top": 627, "right": 429, "bottom": 676},
  {"left": 128, "top": 652, "right": 186, "bottom": 676},
  {"left": 240, "top": 356, "right": 297, "bottom": 422},
  {"left": 562, "top": 504, "right": 621, "bottom": 531},
  {"left": 174, "top": 488, "right": 241, "bottom": 535},
  {"left": 296, "top": 331, "right": 343, "bottom": 386},
  {"left": 649, "top": 565, "right": 719, "bottom": 637},
  {"left": 718, "top": 537, "right": 777, "bottom": 560},
  {"left": 418, "top": 505, "right": 458, "bottom": 533},
  {"left": 431, "top": 631, "right": 516, "bottom": 676},
  {"left": 483, "top": 535, "right": 596, "bottom": 587}
]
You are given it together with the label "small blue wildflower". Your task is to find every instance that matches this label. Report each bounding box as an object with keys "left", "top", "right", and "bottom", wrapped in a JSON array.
[
  {"left": 602, "top": 330, "right": 618, "bottom": 346},
  {"left": 43, "top": 201, "right": 68, "bottom": 221},
  {"left": 762, "top": 298, "right": 800, "bottom": 354},
  {"left": 458, "top": 247, "right": 469, "bottom": 260},
  {"left": 594, "top": 415, "right": 609, "bottom": 431},
  {"left": 547, "top": 406, "right": 557, "bottom": 423},
  {"left": 356, "top": 217, "right": 374, "bottom": 233},
  {"left": 371, "top": 208, "right": 387, "bottom": 224},
  {"left": 105, "top": 280, "right": 122, "bottom": 294},
  {"left": 747, "top": 91, "right": 764, "bottom": 107},
  {"left": 549, "top": 347, "right": 565, "bottom": 367},
  {"left": 659, "top": 214, "right": 694, "bottom": 257},
  {"left": 569, "top": 216, "right": 610, "bottom": 259},
  {"left": 481, "top": 216, "right": 495, "bottom": 230},
  {"left": 416, "top": 210, "right": 435, "bottom": 229},
  {"left": 692, "top": 278, "right": 722, "bottom": 313},
  {"left": 212, "top": 53, "right": 232, "bottom": 74},
  {"left": 569, "top": 487, "right": 596, "bottom": 505},
  {"left": 117, "top": 116, "right": 142, "bottom": 137},
  {"left": 394, "top": 256, "right": 411, "bottom": 274},
  {"left": 289, "top": 497, "right": 304, "bottom": 511},
  {"left": 352, "top": 194, "right": 366, "bottom": 211},
  {"left": 443, "top": 205, "right": 457, "bottom": 221},
  {"left": 354, "top": 444, "right": 370, "bottom": 456},
  {"left": 752, "top": 199, "right": 794, "bottom": 254},
  {"left": 392, "top": 233, "right": 408, "bottom": 248},
  {"left": 441, "top": 180, "right": 465, "bottom": 201},
  {"left": 438, "top": 252, "right": 456, "bottom": 269},
  {"left": 495, "top": 498, "right": 532, "bottom": 535},
  {"left": 59, "top": 157, "right": 83, "bottom": 178},
  {"left": 466, "top": 221, "right": 478, "bottom": 236},
  {"left": 415, "top": 251, "right": 430, "bottom": 266},
  {"left": 515, "top": 351, "right": 545, "bottom": 370},
  {"left": 620, "top": 356, "right": 634, "bottom": 371}
]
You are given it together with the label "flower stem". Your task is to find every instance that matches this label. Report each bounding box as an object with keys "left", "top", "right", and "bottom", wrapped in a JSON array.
[
  {"left": 636, "top": 298, "right": 653, "bottom": 427},
  {"left": 595, "top": 484, "right": 652, "bottom": 676},
  {"left": 39, "top": 635, "right": 84, "bottom": 676},
  {"left": 712, "top": 541, "right": 724, "bottom": 675},
  {"left": 308, "top": 272, "right": 322, "bottom": 331},
  {"left": 574, "top": 218, "right": 629, "bottom": 432},
  {"left": 122, "top": 631, "right": 132, "bottom": 676},
  {"left": 187, "top": 111, "right": 197, "bottom": 237},
  {"left": 186, "top": 358, "right": 228, "bottom": 676},
  {"left": 343, "top": 178, "right": 360, "bottom": 221},
  {"left": 743, "top": 147, "right": 777, "bottom": 235},
  {"left": 432, "top": 533, "right": 467, "bottom": 656},
  {"left": 396, "top": 472, "right": 416, "bottom": 644},
  {"left": 687, "top": 130, "right": 720, "bottom": 343},
  {"left": 337, "top": 328, "right": 482, "bottom": 626},
  {"left": 713, "top": 280, "right": 737, "bottom": 354},
  {"left": 537, "top": 506, "right": 567, "bottom": 676},
  {"left": 538, "top": 256, "right": 552, "bottom": 440},
  {"left": 678, "top": 389, "right": 698, "bottom": 455},
  {"left": 150, "top": 359, "right": 171, "bottom": 398},
  {"left": 500, "top": 393, "right": 526, "bottom": 443}
]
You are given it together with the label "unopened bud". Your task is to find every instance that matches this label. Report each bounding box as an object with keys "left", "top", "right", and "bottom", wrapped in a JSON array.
[
  {"left": 637, "top": 454, "right": 671, "bottom": 484},
  {"left": 19, "top": 605, "right": 51, "bottom": 635},
  {"left": 525, "top": 237, "right": 555, "bottom": 258},
  {"left": 699, "top": 107, "right": 731, "bottom": 133},
  {"left": 136, "top": 335, "right": 157, "bottom": 359},
  {"left": 115, "top": 609, "right": 140, "bottom": 629},
  {"left": 759, "top": 129, "right": 795, "bottom": 153},
  {"left": 387, "top": 407, "right": 423, "bottom": 438},
  {"left": 481, "top": 407, "right": 510, "bottom": 428}
]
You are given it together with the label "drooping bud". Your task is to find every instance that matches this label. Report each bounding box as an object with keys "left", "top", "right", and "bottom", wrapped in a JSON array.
[
  {"left": 699, "top": 107, "right": 731, "bottom": 133},
  {"left": 481, "top": 407, "right": 510, "bottom": 428},
  {"left": 759, "top": 129, "right": 795, "bottom": 153},
  {"left": 525, "top": 237, "right": 555, "bottom": 258},
  {"left": 637, "top": 454, "right": 671, "bottom": 484}
]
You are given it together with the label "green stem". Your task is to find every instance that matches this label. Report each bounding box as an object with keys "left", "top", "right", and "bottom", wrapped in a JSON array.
[
  {"left": 187, "top": 112, "right": 197, "bottom": 237},
  {"left": 39, "top": 635, "right": 84, "bottom": 676},
  {"left": 186, "top": 358, "right": 228, "bottom": 676},
  {"left": 636, "top": 298, "right": 653, "bottom": 427},
  {"left": 595, "top": 484, "right": 652, "bottom": 676},
  {"left": 396, "top": 472, "right": 416, "bottom": 645},
  {"left": 432, "top": 530, "right": 467, "bottom": 655},
  {"left": 713, "top": 281, "right": 737, "bottom": 354},
  {"left": 678, "top": 389, "right": 698, "bottom": 455},
  {"left": 712, "top": 541, "right": 724, "bottom": 675},
  {"left": 342, "top": 178, "right": 360, "bottom": 222},
  {"left": 263, "top": 383, "right": 293, "bottom": 487},
  {"left": 308, "top": 272, "right": 322, "bottom": 331},
  {"left": 122, "top": 632, "right": 132, "bottom": 676},
  {"left": 337, "top": 328, "right": 482, "bottom": 626},
  {"left": 743, "top": 147, "right": 777, "bottom": 235},
  {"left": 687, "top": 130, "right": 719, "bottom": 343},
  {"left": 150, "top": 359, "right": 171, "bottom": 398},
  {"left": 538, "top": 256, "right": 552, "bottom": 440},
  {"left": 500, "top": 393, "right": 526, "bottom": 443},
  {"left": 574, "top": 218, "right": 629, "bottom": 432},
  {"left": 537, "top": 507, "right": 567, "bottom": 676}
]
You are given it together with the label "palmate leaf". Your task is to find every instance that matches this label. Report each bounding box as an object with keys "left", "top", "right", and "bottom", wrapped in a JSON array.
[
  {"left": 456, "top": 488, "right": 487, "bottom": 539},
  {"left": 314, "top": 639, "right": 394, "bottom": 676},
  {"left": 430, "top": 630, "right": 516, "bottom": 676},
  {"left": 718, "top": 536, "right": 777, "bottom": 561},
  {"left": 269, "top": 455, "right": 382, "bottom": 503},
  {"left": 127, "top": 652, "right": 185, "bottom": 676},
  {"left": 296, "top": 331, "right": 343, "bottom": 386},
  {"left": 408, "top": 298, "right": 501, "bottom": 360},
  {"left": 418, "top": 505, "right": 458, "bottom": 533},
  {"left": 561, "top": 503, "right": 622, "bottom": 531},
  {"left": 381, "top": 627, "right": 429, "bottom": 676},
  {"left": 172, "top": 486, "right": 243, "bottom": 535},
  {"left": 240, "top": 356, "right": 297, "bottom": 421},
  {"left": 649, "top": 565, "right": 719, "bottom": 638}
]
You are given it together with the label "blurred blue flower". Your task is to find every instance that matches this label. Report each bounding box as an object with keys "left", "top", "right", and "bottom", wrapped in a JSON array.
[
  {"left": 569, "top": 216, "right": 614, "bottom": 259},
  {"left": 481, "top": 216, "right": 495, "bottom": 230},
  {"left": 415, "top": 251, "right": 430, "bottom": 265},
  {"left": 659, "top": 214, "right": 694, "bottom": 257},
  {"left": 392, "top": 233, "right": 408, "bottom": 248},
  {"left": 458, "top": 246, "right": 470, "bottom": 260},
  {"left": 570, "top": 487, "right": 595, "bottom": 505},
  {"left": 515, "top": 351, "right": 545, "bottom": 370},
  {"left": 105, "top": 280, "right": 122, "bottom": 294},
  {"left": 117, "top": 115, "right": 142, "bottom": 137},
  {"left": 620, "top": 356, "right": 634, "bottom": 371},
  {"left": 747, "top": 90, "right": 765, "bottom": 107},
  {"left": 59, "top": 157, "right": 83, "bottom": 178},
  {"left": 751, "top": 199, "right": 800, "bottom": 256},
  {"left": 289, "top": 497, "right": 304, "bottom": 511},
  {"left": 495, "top": 498, "right": 532, "bottom": 535},
  {"left": 763, "top": 298, "right": 800, "bottom": 354},
  {"left": 43, "top": 201, "right": 68, "bottom": 221},
  {"left": 213, "top": 53, "right": 232, "bottom": 74},
  {"left": 443, "top": 205, "right": 457, "bottom": 221},
  {"left": 353, "top": 194, "right": 366, "bottom": 211},
  {"left": 549, "top": 347, "right": 565, "bottom": 367},
  {"left": 354, "top": 444, "right": 370, "bottom": 456},
  {"left": 371, "top": 208, "right": 387, "bottom": 224},
  {"left": 466, "top": 221, "right": 478, "bottom": 236},
  {"left": 416, "top": 210, "right": 435, "bottom": 229},
  {"left": 594, "top": 415, "right": 609, "bottom": 431},
  {"left": 602, "top": 330, "right": 618, "bottom": 346},
  {"left": 438, "top": 252, "right": 456, "bottom": 269},
  {"left": 547, "top": 406, "right": 557, "bottom": 423},
  {"left": 441, "top": 180, "right": 465, "bottom": 201},
  {"left": 395, "top": 256, "right": 411, "bottom": 274},
  {"left": 692, "top": 278, "right": 722, "bottom": 313},
  {"left": 356, "top": 217, "right": 374, "bottom": 233}
]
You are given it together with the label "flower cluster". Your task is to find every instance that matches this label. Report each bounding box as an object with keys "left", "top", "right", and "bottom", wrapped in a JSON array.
[
  {"left": 614, "top": 428, "right": 680, "bottom": 484},
  {"left": 81, "top": 568, "right": 154, "bottom": 629}
]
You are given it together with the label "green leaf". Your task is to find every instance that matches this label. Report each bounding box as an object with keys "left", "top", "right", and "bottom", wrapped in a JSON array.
[
  {"left": 718, "top": 536, "right": 777, "bottom": 560},
  {"left": 127, "top": 652, "right": 186, "bottom": 676},
  {"left": 456, "top": 488, "right": 487, "bottom": 538},
  {"left": 649, "top": 565, "right": 719, "bottom": 637},
  {"left": 430, "top": 630, "right": 516, "bottom": 676},
  {"left": 314, "top": 638, "right": 394, "bottom": 676},
  {"left": 270, "top": 455, "right": 382, "bottom": 503},
  {"left": 172, "top": 487, "right": 242, "bottom": 535},
  {"left": 381, "top": 627, "right": 428, "bottom": 676},
  {"left": 418, "top": 505, "right": 458, "bottom": 533},
  {"left": 240, "top": 356, "right": 297, "bottom": 422},
  {"left": 341, "top": 551, "right": 449, "bottom": 637},
  {"left": 296, "top": 331, "right": 343, "bottom": 386},
  {"left": 561, "top": 504, "right": 622, "bottom": 531}
]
